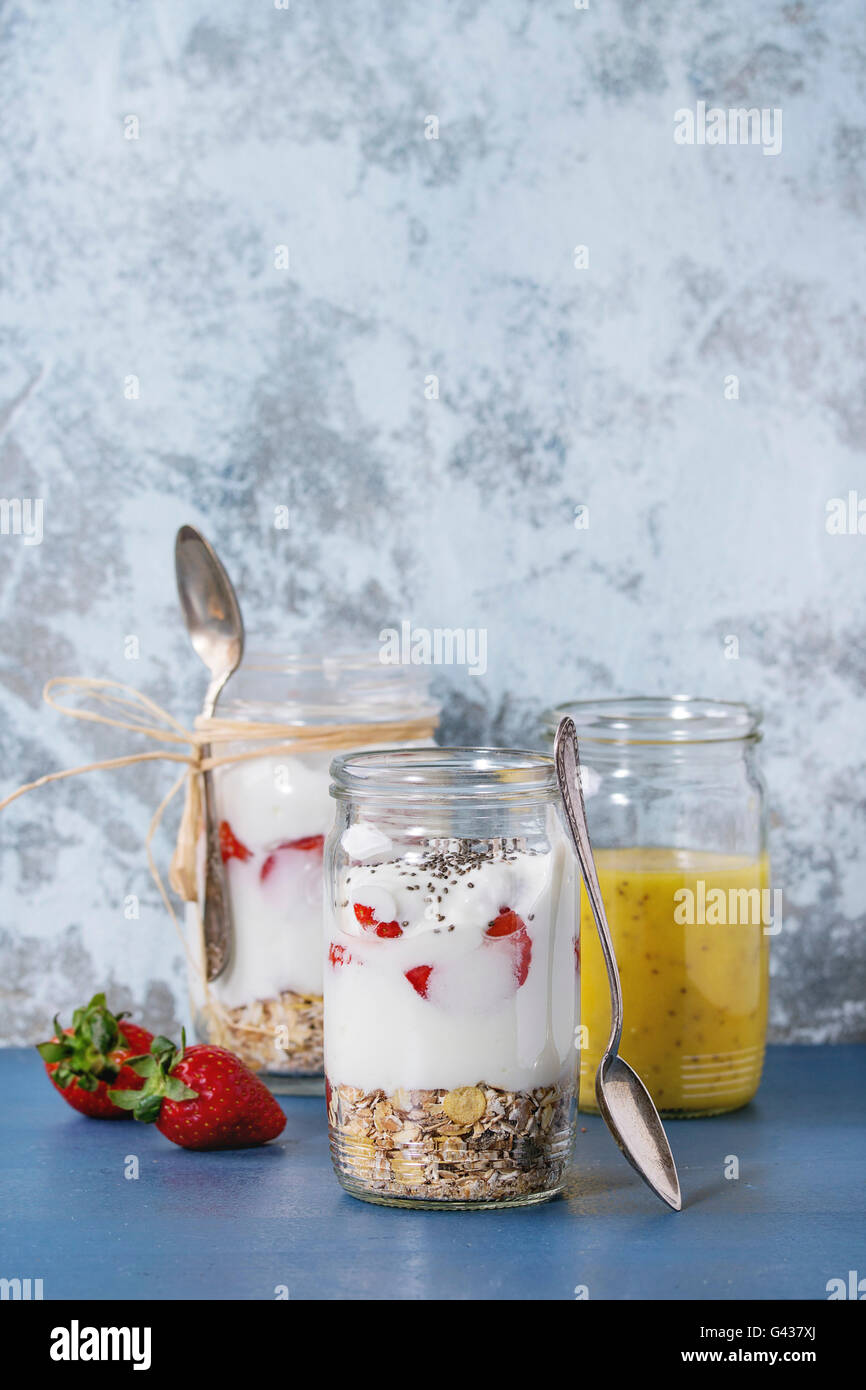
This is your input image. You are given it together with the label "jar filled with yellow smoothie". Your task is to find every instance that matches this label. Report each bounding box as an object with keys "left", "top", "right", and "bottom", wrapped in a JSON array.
[{"left": 541, "top": 698, "right": 771, "bottom": 1117}]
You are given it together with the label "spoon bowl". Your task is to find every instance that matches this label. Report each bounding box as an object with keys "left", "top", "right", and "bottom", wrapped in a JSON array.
[
  {"left": 596, "top": 1055, "right": 681, "bottom": 1211},
  {"left": 175, "top": 526, "right": 244, "bottom": 708},
  {"left": 554, "top": 715, "right": 682, "bottom": 1211}
]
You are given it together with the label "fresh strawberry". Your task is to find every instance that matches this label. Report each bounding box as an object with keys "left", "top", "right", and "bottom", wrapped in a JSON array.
[
  {"left": 353, "top": 902, "right": 403, "bottom": 938},
  {"left": 328, "top": 942, "right": 354, "bottom": 968},
  {"left": 219, "top": 820, "right": 252, "bottom": 863},
  {"left": 112, "top": 1036, "right": 286, "bottom": 1150},
  {"left": 405, "top": 964, "right": 433, "bottom": 998},
  {"left": 485, "top": 907, "right": 532, "bottom": 988},
  {"left": 485, "top": 907, "right": 524, "bottom": 938},
  {"left": 260, "top": 834, "right": 325, "bottom": 882},
  {"left": 36, "top": 994, "right": 155, "bottom": 1120}
]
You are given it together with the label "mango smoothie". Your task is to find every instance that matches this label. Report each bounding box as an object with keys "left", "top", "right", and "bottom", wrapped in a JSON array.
[{"left": 580, "top": 848, "right": 770, "bottom": 1116}]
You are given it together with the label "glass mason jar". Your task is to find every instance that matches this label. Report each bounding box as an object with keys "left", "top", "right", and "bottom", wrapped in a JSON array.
[
  {"left": 187, "top": 653, "right": 439, "bottom": 1094},
  {"left": 323, "top": 748, "right": 579, "bottom": 1209},
  {"left": 540, "top": 697, "right": 770, "bottom": 1118}
]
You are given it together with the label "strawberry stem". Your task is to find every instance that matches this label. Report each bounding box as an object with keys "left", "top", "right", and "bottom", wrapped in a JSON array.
[
  {"left": 36, "top": 993, "right": 130, "bottom": 1085},
  {"left": 110, "top": 1035, "right": 198, "bottom": 1120}
]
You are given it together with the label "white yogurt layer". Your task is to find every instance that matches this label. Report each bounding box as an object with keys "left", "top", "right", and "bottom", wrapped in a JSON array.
[
  {"left": 324, "top": 839, "right": 578, "bottom": 1093},
  {"left": 205, "top": 742, "right": 429, "bottom": 1010},
  {"left": 208, "top": 750, "right": 332, "bottom": 1007}
]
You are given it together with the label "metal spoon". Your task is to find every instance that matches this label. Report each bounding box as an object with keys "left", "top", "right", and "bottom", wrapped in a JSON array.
[
  {"left": 554, "top": 716, "right": 682, "bottom": 1211},
  {"left": 175, "top": 525, "right": 245, "bottom": 981}
]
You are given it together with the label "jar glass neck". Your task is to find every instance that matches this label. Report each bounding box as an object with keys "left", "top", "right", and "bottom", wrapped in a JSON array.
[
  {"left": 221, "top": 650, "right": 439, "bottom": 724},
  {"left": 330, "top": 747, "right": 558, "bottom": 806},
  {"left": 543, "top": 696, "right": 763, "bottom": 747},
  {"left": 575, "top": 737, "right": 761, "bottom": 768}
]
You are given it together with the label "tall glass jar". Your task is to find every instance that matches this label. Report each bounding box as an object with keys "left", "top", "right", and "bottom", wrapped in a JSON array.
[
  {"left": 540, "top": 698, "right": 770, "bottom": 1118},
  {"left": 187, "top": 653, "right": 439, "bottom": 1093},
  {"left": 323, "top": 748, "right": 579, "bottom": 1209}
]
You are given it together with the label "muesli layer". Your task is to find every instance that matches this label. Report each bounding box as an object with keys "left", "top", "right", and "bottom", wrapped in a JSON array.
[
  {"left": 327, "top": 1077, "right": 573, "bottom": 1203},
  {"left": 203, "top": 989, "right": 324, "bottom": 1074}
]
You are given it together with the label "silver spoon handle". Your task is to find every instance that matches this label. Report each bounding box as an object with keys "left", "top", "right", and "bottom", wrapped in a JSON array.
[
  {"left": 200, "top": 754, "right": 233, "bottom": 980},
  {"left": 554, "top": 716, "right": 623, "bottom": 1059},
  {"left": 200, "top": 675, "right": 234, "bottom": 981}
]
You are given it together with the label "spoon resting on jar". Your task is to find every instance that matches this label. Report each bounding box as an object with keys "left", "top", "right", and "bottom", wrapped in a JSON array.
[
  {"left": 175, "top": 525, "right": 245, "bottom": 982},
  {"left": 554, "top": 716, "right": 682, "bottom": 1211}
]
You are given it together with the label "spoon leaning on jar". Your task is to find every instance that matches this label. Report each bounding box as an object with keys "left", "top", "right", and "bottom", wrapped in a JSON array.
[
  {"left": 175, "top": 525, "right": 245, "bottom": 982},
  {"left": 554, "top": 716, "right": 682, "bottom": 1211}
]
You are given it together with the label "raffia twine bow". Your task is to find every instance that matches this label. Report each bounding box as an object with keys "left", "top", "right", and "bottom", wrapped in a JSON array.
[{"left": 0, "top": 676, "right": 438, "bottom": 994}]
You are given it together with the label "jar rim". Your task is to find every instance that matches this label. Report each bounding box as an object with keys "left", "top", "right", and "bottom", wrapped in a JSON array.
[
  {"left": 220, "top": 647, "right": 440, "bottom": 725},
  {"left": 541, "top": 696, "right": 763, "bottom": 745},
  {"left": 235, "top": 647, "right": 432, "bottom": 677},
  {"left": 330, "top": 746, "right": 558, "bottom": 802}
]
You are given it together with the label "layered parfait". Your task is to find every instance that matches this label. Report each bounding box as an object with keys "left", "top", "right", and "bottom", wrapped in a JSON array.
[
  {"left": 324, "top": 787, "right": 579, "bottom": 1206},
  {"left": 202, "top": 749, "right": 332, "bottom": 1076},
  {"left": 186, "top": 654, "right": 439, "bottom": 1087}
]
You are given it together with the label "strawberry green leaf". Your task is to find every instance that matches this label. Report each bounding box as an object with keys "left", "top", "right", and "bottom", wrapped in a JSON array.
[
  {"left": 125, "top": 1055, "right": 157, "bottom": 1077},
  {"left": 163, "top": 1077, "right": 198, "bottom": 1102},
  {"left": 109, "top": 1089, "right": 146, "bottom": 1111},
  {"left": 37, "top": 996, "right": 138, "bottom": 1087},
  {"left": 133, "top": 1095, "right": 164, "bottom": 1125},
  {"left": 89, "top": 1012, "right": 115, "bottom": 1055}
]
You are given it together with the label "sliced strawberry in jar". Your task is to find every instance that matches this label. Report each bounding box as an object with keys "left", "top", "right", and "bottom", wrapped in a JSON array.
[
  {"left": 405, "top": 964, "right": 433, "bottom": 998},
  {"left": 353, "top": 902, "right": 403, "bottom": 939},
  {"left": 511, "top": 927, "right": 532, "bottom": 987},
  {"left": 374, "top": 920, "right": 402, "bottom": 938},
  {"left": 260, "top": 834, "right": 326, "bottom": 882},
  {"left": 328, "top": 942, "right": 353, "bottom": 969},
  {"left": 219, "top": 820, "right": 252, "bottom": 864},
  {"left": 485, "top": 907, "right": 524, "bottom": 938},
  {"left": 285, "top": 835, "right": 325, "bottom": 852},
  {"left": 484, "top": 906, "right": 532, "bottom": 988}
]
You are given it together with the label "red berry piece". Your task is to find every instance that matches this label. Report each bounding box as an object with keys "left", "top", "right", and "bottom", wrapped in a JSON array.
[
  {"left": 485, "top": 907, "right": 524, "bottom": 938},
  {"left": 219, "top": 820, "right": 252, "bottom": 864},
  {"left": 353, "top": 902, "right": 403, "bottom": 939},
  {"left": 285, "top": 835, "right": 325, "bottom": 853},
  {"left": 260, "top": 834, "right": 325, "bottom": 882},
  {"left": 328, "top": 942, "right": 353, "bottom": 969},
  {"left": 405, "top": 964, "right": 433, "bottom": 998},
  {"left": 484, "top": 906, "right": 532, "bottom": 988},
  {"left": 511, "top": 928, "right": 532, "bottom": 987},
  {"left": 374, "top": 920, "right": 402, "bottom": 938}
]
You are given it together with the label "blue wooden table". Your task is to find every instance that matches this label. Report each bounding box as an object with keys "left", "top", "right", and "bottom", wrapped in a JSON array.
[{"left": 2, "top": 1045, "right": 863, "bottom": 1301}]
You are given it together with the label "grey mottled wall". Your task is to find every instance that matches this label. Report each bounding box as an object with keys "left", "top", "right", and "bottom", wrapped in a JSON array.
[{"left": 0, "top": 0, "right": 864, "bottom": 1044}]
